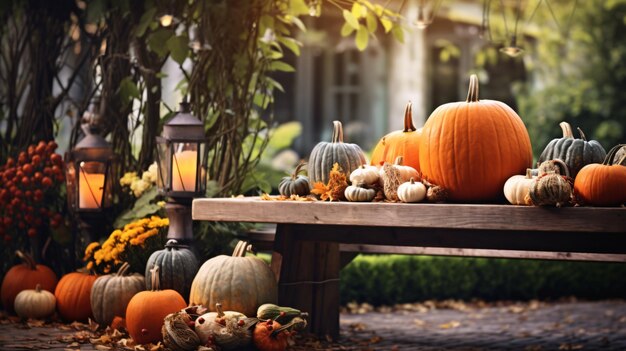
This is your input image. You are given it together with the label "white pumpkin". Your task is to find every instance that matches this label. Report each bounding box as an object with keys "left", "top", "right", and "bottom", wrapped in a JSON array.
[
  {"left": 397, "top": 178, "right": 427, "bottom": 203},
  {"left": 14, "top": 284, "right": 56, "bottom": 319},
  {"left": 349, "top": 165, "right": 379, "bottom": 185},
  {"left": 379, "top": 156, "right": 419, "bottom": 184},
  {"left": 503, "top": 169, "right": 535, "bottom": 205}
]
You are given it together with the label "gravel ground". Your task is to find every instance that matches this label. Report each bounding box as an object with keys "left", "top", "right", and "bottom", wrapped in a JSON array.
[{"left": 1, "top": 299, "right": 625, "bottom": 350}]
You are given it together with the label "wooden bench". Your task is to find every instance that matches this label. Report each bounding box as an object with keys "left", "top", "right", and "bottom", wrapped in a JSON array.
[{"left": 193, "top": 198, "right": 626, "bottom": 338}]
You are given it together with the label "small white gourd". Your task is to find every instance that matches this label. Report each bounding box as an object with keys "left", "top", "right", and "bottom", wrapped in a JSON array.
[
  {"left": 397, "top": 178, "right": 427, "bottom": 203},
  {"left": 503, "top": 169, "right": 535, "bottom": 205},
  {"left": 349, "top": 165, "right": 379, "bottom": 185}
]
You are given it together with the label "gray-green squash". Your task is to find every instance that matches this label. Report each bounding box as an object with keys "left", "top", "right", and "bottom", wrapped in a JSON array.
[
  {"left": 278, "top": 162, "right": 310, "bottom": 196},
  {"left": 538, "top": 122, "right": 606, "bottom": 178},
  {"left": 90, "top": 262, "right": 144, "bottom": 325},
  {"left": 344, "top": 184, "right": 376, "bottom": 202},
  {"left": 145, "top": 239, "right": 198, "bottom": 301},
  {"left": 308, "top": 121, "right": 367, "bottom": 184}
]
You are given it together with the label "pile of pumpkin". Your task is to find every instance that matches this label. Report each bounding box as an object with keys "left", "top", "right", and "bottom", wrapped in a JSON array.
[
  {"left": 279, "top": 74, "right": 626, "bottom": 206},
  {"left": 1, "top": 240, "right": 305, "bottom": 351}
]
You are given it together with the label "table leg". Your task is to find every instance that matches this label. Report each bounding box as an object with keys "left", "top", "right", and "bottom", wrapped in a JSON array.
[{"left": 270, "top": 224, "right": 340, "bottom": 339}]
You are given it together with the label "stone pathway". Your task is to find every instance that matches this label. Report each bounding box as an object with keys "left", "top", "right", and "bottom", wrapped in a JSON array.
[{"left": 1, "top": 300, "right": 625, "bottom": 350}]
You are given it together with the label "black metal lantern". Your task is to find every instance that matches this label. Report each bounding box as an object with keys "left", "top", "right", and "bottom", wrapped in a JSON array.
[
  {"left": 156, "top": 99, "right": 207, "bottom": 201},
  {"left": 156, "top": 98, "right": 207, "bottom": 243},
  {"left": 65, "top": 99, "right": 114, "bottom": 214}
]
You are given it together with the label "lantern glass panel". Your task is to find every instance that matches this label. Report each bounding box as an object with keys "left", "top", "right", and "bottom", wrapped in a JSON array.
[
  {"left": 78, "top": 161, "right": 106, "bottom": 210},
  {"left": 65, "top": 159, "right": 77, "bottom": 211},
  {"left": 171, "top": 142, "right": 199, "bottom": 192},
  {"left": 156, "top": 138, "right": 171, "bottom": 192}
]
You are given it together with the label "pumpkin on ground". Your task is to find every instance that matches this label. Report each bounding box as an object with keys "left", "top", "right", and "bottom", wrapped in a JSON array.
[
  {"left": 370, "top": 102, "right": 422, "bottom": 171},
  {"left": 90, "top": 262, "right": 144, "bottom": 325},
  {"left": 574, "top": 144, "right": 626, "bottom": 206},
  {"left": 54, "top": 271, "right": 97, "bottom": 322},
  {"left": 194, "top": 302, "right": 252, "bottom": 349},
  {"left": 503, "top": 169, "right": 535, "bottom": 205},
  {"left": 419, "top": 74, "right": 533, "bottom": 202},
  {"left": 1, "top": 250, "right": 58, "bottom": 314},
  {"left": 538, "top": 121, "right": 606, "bottom": 178},
  {"left": 278, "top": 162, "right": 311, "bottom": 197},
  {"left": 308, "top": 120, "right": 367, "bottom": 184},
  {"left": 126, "top": 266, "right": 187, "bottom": 345},
  {"left": 145, "top": 239, "right": 198, "bottom": 301},
  {"left": 14, "top": 284, "right": 56, "bottom": 319},
  {"left": 189, "top": 241, "right": 277, "bottom": 317},
  {"left": 253, "top": 319, "right": 292, "bottom": 351}
]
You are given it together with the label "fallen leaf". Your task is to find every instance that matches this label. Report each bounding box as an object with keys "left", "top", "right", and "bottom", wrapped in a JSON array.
[
  {"left": 369, "top": 335, "right": 382, "bottom": 344},
  {"left": 439, "top": 321, "right": 461, "bottom": 329},
  {"left": 413, "top": 319, "right": 426, "bottom": 327},
  {"left": 559, "top": 344, "right": 584, "bottom": 350},
  {"left": 95, "top": 345, "right": 111, "bottom": 350}
]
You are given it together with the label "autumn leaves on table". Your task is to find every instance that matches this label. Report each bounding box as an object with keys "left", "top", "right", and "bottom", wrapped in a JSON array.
[{"left": 271, "top": 74, "right": 625, "bottom": 207}]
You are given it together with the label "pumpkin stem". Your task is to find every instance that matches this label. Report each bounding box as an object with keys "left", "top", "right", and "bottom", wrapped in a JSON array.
[
  {"left": 150, "top": 265, "right": 160, "bottom": 291},
  {"left": 551, "top": 159, "right": 571, "bottom": 178},
  {"left": 116, "top": 262, "right": 131, "bottom": 276},
  {"left": 15, "top": 250, "right": 36, "bottom": 270},
  {"left": 403, "top": 102, "right": 416, "bottom": 132},
  {"left": 409, "top": 177, "right": 415, "bottom": 184},
  {"left": 331, "top": 121, "right": 344, "bottom": 143},
  {"left": 292, "top": 162, "right": 307, "bottom": 180},
  {"left": 165, "top": 239, "right": 179, "bottom": 249},
  {"left": 394, "top": 156, "right": 404, "bottom": 166},
  {"left": 577, "top": 127, "right": 587, "bottom": 141},
  {"left": 525, "top": 168, "right": 532, "bottom": 179},
  {"left": 35, "top": 284, "right": 41, "bottom": 293},
  {"left": 604, "top": 144, "right": 626, "bottom": 165},
  {"left": 559, "top": 122, "right": 574, "bottom": 139},
  {"left": 232, "top": 240, "right": 249, "bottom": 257},
  {"left": 215, "top": 303, "right": 225, "bottom": 318},
  {"left": 465, "top": 74, "right": 480, "bottom": 102}
]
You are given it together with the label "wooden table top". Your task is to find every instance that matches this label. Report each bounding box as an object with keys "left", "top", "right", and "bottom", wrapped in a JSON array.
[{"left": 192, "top": 197, "right": 626, "bottom": 233}]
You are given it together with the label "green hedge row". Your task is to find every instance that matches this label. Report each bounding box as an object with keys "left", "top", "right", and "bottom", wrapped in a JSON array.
[{"left": 340, "top": 255, "right": 626, "bottom": 305}]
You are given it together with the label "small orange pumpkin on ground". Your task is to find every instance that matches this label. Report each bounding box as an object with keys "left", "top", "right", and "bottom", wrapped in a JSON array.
[
  {"left": 574, "top": 144, "right": 626, "bottom": 206},
  {"left": 1, "top": 251, "right": 58, "bottom": 314},
  {"left": 253, "top": 319, "right": 292, "bottom": 351},
  {"left": 126, "top": 266, "right": 186, "bottom": 345},
  {"left": 54, "top": 271, "right": 97, "bottom": 322},
  {"left": 419, "top": 75, "right": 533, "bottom": 202},
  {"left": 371, "top": 102, "right": 422, "bottom": 171}
]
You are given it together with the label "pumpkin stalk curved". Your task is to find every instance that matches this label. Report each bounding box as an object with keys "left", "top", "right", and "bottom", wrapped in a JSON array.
[
  {"left": 466, "top": 75, "right": 480, "bottom": 102},
  {"left": 16, "top": 250, "right": 36, "bottom": 270},
  {"left": 577, "top": 127, "right": 587, "bottom": 141},
  {"left": 403, "top": 102, "right": 416, "bottom": 132},
  {"left": 116, "top": 262, "right": 131, "bottom": 276},
  {"left": 292, "top": 162, "right": 306, "bottom": 180},
  {"left": 150, "top": 266, "right": 160, "bottom": 291},
  {"left": 604, "top": 144, "right": 626, "bottom": 165},
  {"left": 559, "top": 122, "right": 574, "bottom": 139}
]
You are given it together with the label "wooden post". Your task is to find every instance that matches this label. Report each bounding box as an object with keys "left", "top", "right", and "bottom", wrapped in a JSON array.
[{"left": 271, "top": 224, "right": 341, "bottom": 339}]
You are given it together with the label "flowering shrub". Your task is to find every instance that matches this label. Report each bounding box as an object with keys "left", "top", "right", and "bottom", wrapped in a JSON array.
[
  {"left": 120, "top": 162, "right": 158, "bottom": 198},
  {"left": 84, "top": 215, "right": 169, "bottom": 274},
  {"left": 114, "top": 162, "right": 165, "bottom": 229}
]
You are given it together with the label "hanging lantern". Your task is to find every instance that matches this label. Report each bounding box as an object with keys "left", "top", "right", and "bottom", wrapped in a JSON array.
[
  {"left": 156, "top": 98, "right": 207, "bottom": 202},
  {"left": 65, "top": 97, "right": 114, "bottom": 213}
]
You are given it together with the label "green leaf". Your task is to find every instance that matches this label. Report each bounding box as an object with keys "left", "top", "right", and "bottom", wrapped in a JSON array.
[
  {"left": 380, "top": 17, "right": 393, "bottom": 33},
  {"left": 135, "top": 7, "right": 157, "bottom": 37},
  {"left": 341, "top": 22, "right": 355, "bottom": 37},
  {"left": 343, "top": 9, "right": 360, "bottom": 30},
  {"left": 278, "top": 37, "right": 301, "bottom": 56},
  {"left": 266, "top": 76, "right": 285, "bottom": 93},
  {"left": 118, "top": 77, "right": 140, "bottom": 105},
  {"left": 167, "top": 34, "right": 190, "bottom": 64},
  {"left": 289, "top": 0, "right": 310, "bottom": 16},
  {"left": 352, "top": 2, "right": 366, "bottom": 18},
  {"left": 270, "top": 61, "right": 296, "bottom": 72},
  {"left": 355, "top": 26, "right": 369, "bottom": 51},
  {"left": 290, "top": 16, "right": 307, "bottom": 32},
  {"left": 147, "top": 28, "right": 174, "bottom": 57},
  {"left": 366, "top": 12, "right": 378, "bottom": 33},
  {"left": 392, "top": 25, "right": 404, "bottom": 43},
  {"left": 133, "top": 187, "right": 157, "bottom": 209},
  {"left": 268, "top": 121, "right": 302, "bottom": 150}
]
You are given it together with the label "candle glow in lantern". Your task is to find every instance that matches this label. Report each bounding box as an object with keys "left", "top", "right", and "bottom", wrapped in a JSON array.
[{"left": 156, "top": 99, "right": 207, "bottom": 243}]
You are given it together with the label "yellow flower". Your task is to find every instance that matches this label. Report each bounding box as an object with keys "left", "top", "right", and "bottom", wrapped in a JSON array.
[{"left": 120, "top": 172, "right": 139, "bottom": 187}]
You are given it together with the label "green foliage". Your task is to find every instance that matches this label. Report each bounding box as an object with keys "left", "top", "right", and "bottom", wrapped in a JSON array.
[
  {"left": 340, "top": 255, "right": 626, "bottom": 305},
  {"left": 515, "top": 0, "right": 626, "bottom": 157},
  {"left": 113, "top": 187, "right": 163, "bottom": 229}
]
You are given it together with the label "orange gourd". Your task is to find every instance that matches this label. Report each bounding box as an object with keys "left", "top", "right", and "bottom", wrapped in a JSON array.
[
  {"left": 574, "top": 144, "right": 626, "bottom": 206},
  {"left": 419, "top": 75, "right": 533, "bottom": 202},
  {"left": 1, "top": 251, "right": 58, "bottom": 314},
  {"left": 126, "top": 266, "right": 186, "bottom": 345},
  {"left": 54, "top": 271, "right": 97, "bottom": 322},
  {"left": 371, "top": 102, "right": 422, "bottom": 171}
]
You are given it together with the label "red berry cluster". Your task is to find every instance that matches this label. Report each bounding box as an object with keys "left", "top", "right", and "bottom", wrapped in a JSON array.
[{"left": 0, "top": 141, "right": 65, "bottom": 242}]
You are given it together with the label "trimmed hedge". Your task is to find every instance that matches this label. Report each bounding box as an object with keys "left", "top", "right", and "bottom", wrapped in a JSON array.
[{"left": 340, "top": 255, "right": 626, "bottom": 305}]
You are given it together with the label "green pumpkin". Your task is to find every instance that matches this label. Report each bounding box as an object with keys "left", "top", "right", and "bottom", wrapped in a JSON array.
[
  {"left": 308, "top": 121, "right": 367, "bottom": 184},
  {"left": 278, "top": 163, "right": 310, "bottom": 197},
  {"left": 344, "top": 185, "right": 376, "bottom": 202},
  {"left": 145, "top": 239, "right": 198, "bottom": 301},
  {"left": 538, "top": 122, "right": 606, "bottom": 178},
  {"left": 256, "top": 303, "right": 302, "bottom": 324}
]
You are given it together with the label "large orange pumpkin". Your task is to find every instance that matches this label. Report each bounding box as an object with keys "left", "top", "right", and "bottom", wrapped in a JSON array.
[
  {"left": 54, "top": 271, "right": 97, "bottom": 322},
  {"left": 1, "top": 251, "right": 58, "bottom": 314},
  {"left": 419, "top": 75, "right": 533, "bottom": 202},
  {"left": 126, "top": 266, "right": 186, "bottom": 345},
  {"left": 371, "top": 102, "right": 422, "bottom": 171},
  {"left": 574, "top": 144, "right": 626, "bottom": 206}
]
